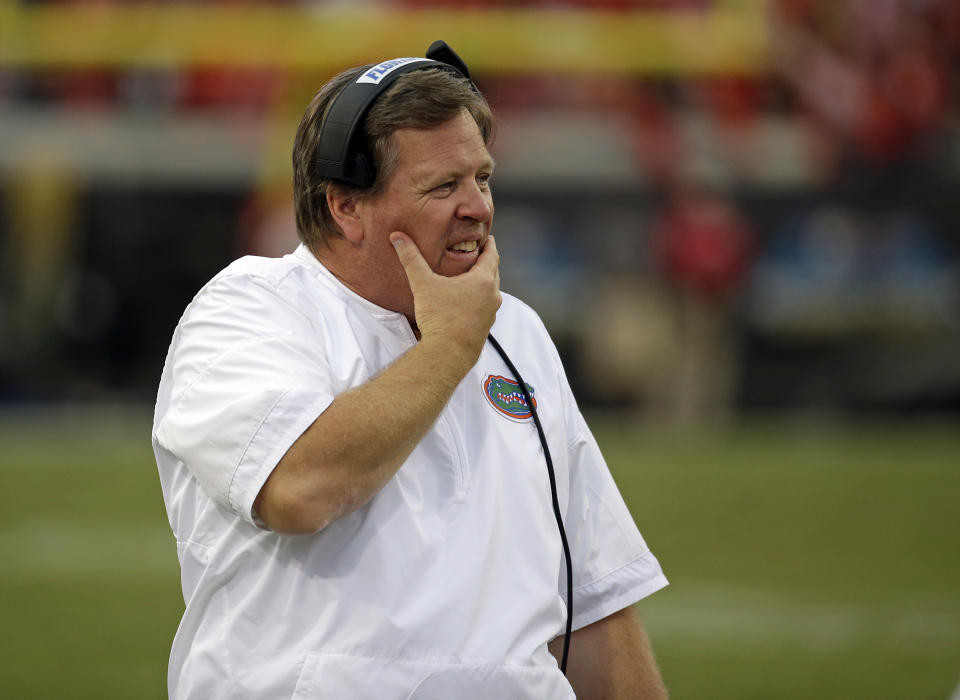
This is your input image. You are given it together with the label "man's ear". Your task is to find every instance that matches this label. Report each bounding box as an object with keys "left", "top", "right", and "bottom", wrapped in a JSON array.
[{"left": 326, "top": 185, "right": 364, "bottom": 244}]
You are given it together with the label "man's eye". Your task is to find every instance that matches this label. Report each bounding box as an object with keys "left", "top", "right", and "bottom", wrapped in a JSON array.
[
  {"left": 477, "top": 174, "right": 491, "bottom": 188},
  {"left": 435, "top": 181, "right": 455, "bottom": 192}
]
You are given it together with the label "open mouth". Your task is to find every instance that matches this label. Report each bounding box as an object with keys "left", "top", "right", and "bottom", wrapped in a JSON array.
[{"left": 448, "top": 240, "right": 479, "bottom": 253}]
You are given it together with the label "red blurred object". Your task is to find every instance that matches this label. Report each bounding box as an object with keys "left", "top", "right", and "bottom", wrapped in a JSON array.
[
  {"left": 853, "top": 90, "right": 906, "bottom": 163},
  {"left": 701, "top": 76, "right": 764, "bottom": 130},
  {"left": 626, "top": 84, "right": 685, "bottom": 184},
  {"left": 181, "top": 68, "right": 282, "bottom": 112},
  {"left": 881, "top": 48, "right": 947, "bottom": 133},
  {"left": 653, "top": 188, "right": 754, "bottom": 302},
  {"left": 55, "top": 68, "right": 117, "bottom": 107}
]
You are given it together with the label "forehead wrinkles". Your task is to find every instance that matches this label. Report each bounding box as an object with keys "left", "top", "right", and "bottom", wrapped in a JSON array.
[{"left": 390, "top": 117, "right": 492, "bottom": 186}]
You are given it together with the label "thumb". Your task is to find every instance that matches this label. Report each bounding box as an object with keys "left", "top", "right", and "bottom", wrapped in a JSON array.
[{"left": 390, "top": 232, "right": 432, "bottom": 283}]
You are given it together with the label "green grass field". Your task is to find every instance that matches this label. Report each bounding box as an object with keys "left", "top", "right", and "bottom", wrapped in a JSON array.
[{"left": 1, "top": 407, "right": 958, "bottom": 699}]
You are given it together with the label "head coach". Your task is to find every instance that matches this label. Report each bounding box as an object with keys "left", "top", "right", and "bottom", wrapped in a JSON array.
[{"left": 152, "top": 41, "right": 668, "bottom": 699}]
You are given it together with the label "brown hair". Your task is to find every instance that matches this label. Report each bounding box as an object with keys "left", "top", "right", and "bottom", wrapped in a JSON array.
[{"left": 292, "top": 66, "right": 493, "bottom": 252}]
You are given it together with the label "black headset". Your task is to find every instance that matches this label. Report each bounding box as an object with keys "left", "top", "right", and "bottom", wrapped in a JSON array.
[
  {"left": 314, "top": 40, "right": 475, "bottom": 188},
  {"left": 313, "top": 41, "right": 574, "bottom": 675}
]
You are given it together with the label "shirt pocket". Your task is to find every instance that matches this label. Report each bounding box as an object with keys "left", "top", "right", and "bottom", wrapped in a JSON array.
[{"left": 290, "top": 651, "right": 574, "bottom": 700}]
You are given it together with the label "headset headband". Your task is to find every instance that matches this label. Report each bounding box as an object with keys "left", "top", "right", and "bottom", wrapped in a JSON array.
[{"left": 314, "top": 40, "right": 475, "bottom": 187}]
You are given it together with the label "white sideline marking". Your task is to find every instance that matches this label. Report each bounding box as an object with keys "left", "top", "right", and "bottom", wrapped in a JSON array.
[
  {"left": 637, "top": 586, "right": 960, "bottom": 651},
  {"left": 0, "top": 519, "right": 176, "bottom": 578}
]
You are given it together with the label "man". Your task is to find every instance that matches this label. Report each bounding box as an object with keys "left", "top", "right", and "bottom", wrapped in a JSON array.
[{"left": 153, "top": 43, "right": 668, "bottom": 699}]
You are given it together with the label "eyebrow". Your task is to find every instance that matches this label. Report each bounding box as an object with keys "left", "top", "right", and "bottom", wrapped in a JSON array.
[{"left": 417, "top": 157, "right": 496, "bottom": 188}]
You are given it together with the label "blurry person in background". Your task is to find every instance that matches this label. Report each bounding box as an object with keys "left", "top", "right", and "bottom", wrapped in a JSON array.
[
  {"left": 152, "top": 44, "right": 668, "bottom": 699},
  {"left": 652, "top": 184, "right": 755, "bottom": 426}
]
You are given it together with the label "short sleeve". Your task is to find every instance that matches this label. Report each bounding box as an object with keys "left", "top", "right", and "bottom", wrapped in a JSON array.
[
  {"left": 155, "top": 273, "right": 335, "bottom": 527},
  {"left": 561, "top": 399, "right": 668, "bottom": 631}
]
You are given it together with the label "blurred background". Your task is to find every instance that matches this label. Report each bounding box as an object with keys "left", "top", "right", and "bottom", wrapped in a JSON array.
[{"left": 0, "top": 0, "right": 958, "bottom": 698}]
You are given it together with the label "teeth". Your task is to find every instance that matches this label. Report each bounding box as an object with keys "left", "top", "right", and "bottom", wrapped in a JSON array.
[{"left": 450, "top": 240, "right": 478, "bottom": 252}]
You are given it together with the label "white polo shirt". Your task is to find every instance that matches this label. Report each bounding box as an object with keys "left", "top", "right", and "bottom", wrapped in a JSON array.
[{"left": 153, "top": 245, "right": 667, "bottom": 699}]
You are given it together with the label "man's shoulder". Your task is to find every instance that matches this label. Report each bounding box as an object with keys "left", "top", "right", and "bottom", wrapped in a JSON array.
[
  {"left": 173, "top": 252, "right": 330, "bottom": 337},
  {"left": 209, "top": 252, "right": 310, "bottom": 293},
  {"left": 497, "top": 291, "right": 541, "bottom": 325},
  {"left": 492, "top": 292, "right": 555, "bottom": 350},
  {"left": 192, "top": 250, "right": 338, "bottom": 310}
]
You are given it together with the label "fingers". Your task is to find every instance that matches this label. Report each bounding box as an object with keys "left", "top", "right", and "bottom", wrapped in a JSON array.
[
  {"left": 390, "top": 231, "right": 432, "bottom": 284},
  {"left": 472, "top": 234, "right": 500, "bottom": 275},
  {"left": 392, "top": 231, "right": 500, "bottom": 286},
  {"left": 391, "top": 231, "right": 501, "bottom": 356},
  {"left": 480, "top": 234, "right": 498, "bottom": 260},
  {"left": 479, "top": 236, "right": 501, "bottom": 291}
]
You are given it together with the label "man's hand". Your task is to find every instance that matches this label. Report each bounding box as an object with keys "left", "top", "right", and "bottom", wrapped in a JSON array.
[
  {"left": 390, "top": 232, "right": 501, "bottom": 368},
  {"left": 256, "top": 234, "right": 500, "bottom": 534}
]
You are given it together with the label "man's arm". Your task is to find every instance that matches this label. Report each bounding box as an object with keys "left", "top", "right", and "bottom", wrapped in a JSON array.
[
  {"left": 254, "top": 233, "right": 500, "bottom": 534},
  {"left": 548, "top": 606, "right": 668, "bottom": 700}
]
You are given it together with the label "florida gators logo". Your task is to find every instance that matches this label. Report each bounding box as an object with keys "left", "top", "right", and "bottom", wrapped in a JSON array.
[{"left": 483, "top": 375, "right": 537, "bottom": 421}]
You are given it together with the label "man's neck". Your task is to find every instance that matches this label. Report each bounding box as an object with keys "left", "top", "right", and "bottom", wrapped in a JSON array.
[{"left": 308, "top": 240, "right": 419, "bottom": 336}]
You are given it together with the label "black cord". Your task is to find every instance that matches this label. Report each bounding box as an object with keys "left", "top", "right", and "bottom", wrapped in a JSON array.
[{"left": 486, "top": 333, "right": 573, "bottom": 675}]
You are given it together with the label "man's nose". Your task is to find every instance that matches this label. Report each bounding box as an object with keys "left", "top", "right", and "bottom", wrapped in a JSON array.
[{"left": 456, "top": 182, "right": 493, "bottom": 222}]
